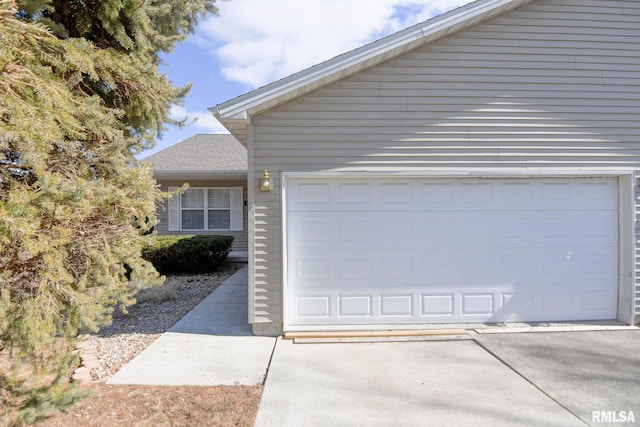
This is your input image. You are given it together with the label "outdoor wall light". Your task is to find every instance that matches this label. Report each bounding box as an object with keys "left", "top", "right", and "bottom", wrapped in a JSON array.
[{"left": 259, "top": 170, "right": 272, "bottom": 192}]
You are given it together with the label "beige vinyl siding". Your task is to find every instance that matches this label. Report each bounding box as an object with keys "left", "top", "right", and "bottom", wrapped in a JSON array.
[
  {"left": 253, "top": 192, "right": 282, "bottom": 325},
  {"left": 250, "top": 0, "right": 640, "bottom": 330},
  {"left": 155, "top": 180, "right": 248, "bottom": 251}
]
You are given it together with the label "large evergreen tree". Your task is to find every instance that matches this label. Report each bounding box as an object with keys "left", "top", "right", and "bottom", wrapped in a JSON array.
[{"left": 0, "top": 0, "right": 217, "bottom": 422}]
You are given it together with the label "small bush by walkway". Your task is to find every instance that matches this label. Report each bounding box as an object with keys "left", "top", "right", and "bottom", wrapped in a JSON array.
[{"left": 142, "top": 235, "right": 233, "bottom": 274}]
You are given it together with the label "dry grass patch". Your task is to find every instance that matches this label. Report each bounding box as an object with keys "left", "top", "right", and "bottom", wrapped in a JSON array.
[
  {"left": 135, "top": 281, "right": 180, "bottom": 304},
  {"left": 37, "top": 383, "right": 262, "bottom": 427}
]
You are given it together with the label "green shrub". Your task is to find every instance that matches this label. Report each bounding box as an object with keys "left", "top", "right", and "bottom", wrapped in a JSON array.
[{"left": 141, "top": 235, "right": 234, "bottom": 274}]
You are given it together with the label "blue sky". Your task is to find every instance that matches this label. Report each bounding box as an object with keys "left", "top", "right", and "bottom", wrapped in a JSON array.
[{"left": 142, "top": 0, "right": 473, "bottom": 158}]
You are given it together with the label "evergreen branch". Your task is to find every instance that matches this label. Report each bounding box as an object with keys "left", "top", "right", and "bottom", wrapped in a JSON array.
[{"left": 1, "top": 0, "right": 216, "bottom": 421}]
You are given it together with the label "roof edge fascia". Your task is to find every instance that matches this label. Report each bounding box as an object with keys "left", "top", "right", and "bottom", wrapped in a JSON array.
[
  {"left": 153, "top": 170, "right": 248, "bottom": 180},
  {"left": 212, "top": 0, "right": 533, "bottom": 124},
  {"left": 153, "top": 170, "right": 247, "bottom": 174}
]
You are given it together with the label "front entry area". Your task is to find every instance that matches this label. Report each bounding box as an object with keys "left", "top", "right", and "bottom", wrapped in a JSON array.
[{"left": 284, "top": 176, "right": 618, "bottom": 329}]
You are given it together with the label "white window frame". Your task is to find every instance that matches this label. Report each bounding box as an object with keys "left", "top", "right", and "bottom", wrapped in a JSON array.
[{"left": 168, "top": 186, "right": 243, "bottom": 232}]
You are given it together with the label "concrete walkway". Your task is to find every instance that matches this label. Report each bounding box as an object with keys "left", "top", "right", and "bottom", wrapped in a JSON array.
[{"left": 107, "top": 265, "right": 276, "bottom": 386}]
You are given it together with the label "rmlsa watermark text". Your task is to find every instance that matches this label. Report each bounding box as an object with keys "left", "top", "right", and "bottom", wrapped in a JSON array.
[{"left": 592, "top": 411, "right": 635, "bottom": 423}]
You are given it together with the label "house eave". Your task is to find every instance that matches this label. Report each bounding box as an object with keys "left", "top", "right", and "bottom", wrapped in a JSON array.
[{"left": 153, "top": 170, "right": 248, "bottom": 182}]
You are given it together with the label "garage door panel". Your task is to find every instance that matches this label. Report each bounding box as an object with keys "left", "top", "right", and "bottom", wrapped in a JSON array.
[
  {"left": 540, "top": 181, "right": 618, "bottom": 209},
  {"left": 579, "top": 250, "right": 618, "bottom": 276},
  {"left": 381, "top": 182, "right": 413, "bottom": 205},
  {"left": 458, "top": 249, "right": 498, "bottom": 278},
  {"left": 290, "top": 211, "right": 617, "bottom": 251},
  {"left": 297, "top": 295, "right": 331, "bottom": 318},
  {"left": 421, "top": 294, "right": 455, "bottom": 316},
  {"left": 289, "top": 179, "right": 618, "bottom": 212},
  {"left": 380, "top": 256, "right": 417, "bottom": 282},
  {"left": 289, "top": 283, "right": 617, "bottom": 325},
  {"left": 380, "top": 294, "right": 414, "bottom": 317},
  {"left": 421, "top": 251, "right": 457, "bottom": 279},
  {"left": 502, "top": 253, "right": 535, "bottom": 276},
  {"left": 286, "top": 177, "right": 618, "bottom": 328},
  {"left": 500, "top": 292, "right": 534, "bottom": 317},
  {"left": 540, "top": 291, "right": 572, "bottom": 313},
  {"left": 503, "top": 247, "right": 616, "bottom": 284},
  {"left": 339, "top": 295, "right": 372, "bottom": 317},
  {"left": 336, "top": 257, "right": 372, "bottom": 280},
  {"left": 293, "top": 219, "right": 332, "bottom": 243},
  {"left": 292, "top": 182, "right": 331, "bottom": 205},
  {"left": 580, "top": 290, "right": 617, "bottom": 312},
  {"left": 461, "top": 293, "right": 495, "bottom": 315},
  {"left": 295, "top": 257, "right": 331, "bottom": 281},
  {"left": 338, "top": 182, "right": 372, "bottom": 204},
  {"left": 292, "top": 247, "right": 615, "bottom": 289},
  {"left": 579, "top": 181, "right": 618, "bottom": 206},
  {"left": 337, "top": 219, "right": 373, "bottom": 242},
  {"left": 580, "top": 211, "right": 619, "bottom": 244},
  {"left": 420, "top": 183, "right": 454, "bottom": 204}
]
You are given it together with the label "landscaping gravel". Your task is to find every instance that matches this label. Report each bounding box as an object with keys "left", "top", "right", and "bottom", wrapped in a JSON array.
[{"left": 85, "top": 264, "right": 243, "bottom": 380}]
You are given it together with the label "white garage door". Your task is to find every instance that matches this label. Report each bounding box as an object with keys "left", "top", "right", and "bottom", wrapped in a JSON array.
[{"left": 285, "top": 177, "right": 618, "bottom": 329}]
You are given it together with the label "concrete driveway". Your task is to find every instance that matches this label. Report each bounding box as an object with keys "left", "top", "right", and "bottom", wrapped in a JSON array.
[
  {"left": 475, "top": 330, "right": 640, "bottom": 426},
  {"left": 255, "top": 330, "right": 640, "bottom": 426}
]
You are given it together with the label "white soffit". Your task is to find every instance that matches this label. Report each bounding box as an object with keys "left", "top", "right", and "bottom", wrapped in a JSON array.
[{"left": 212, "top": 0, "right": 535, "bottom": 126}]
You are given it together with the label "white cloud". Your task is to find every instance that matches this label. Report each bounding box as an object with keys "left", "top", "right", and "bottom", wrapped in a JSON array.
[
  {"left": 169, "top": 105, "right": 228, "bottom": 134},
  {"left": 199, "top": 0, "right": 473, "bottom": 88}
]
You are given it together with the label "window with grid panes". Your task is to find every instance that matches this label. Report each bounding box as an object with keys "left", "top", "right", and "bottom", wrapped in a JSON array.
[{"left": 181, "top": 188, "right": 232, "bottom": 230}]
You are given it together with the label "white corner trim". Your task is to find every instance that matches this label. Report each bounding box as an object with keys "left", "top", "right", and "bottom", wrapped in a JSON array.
[
  {"left": 618, "top": 172, "right": 636, "bottom": 324},
  {"left": 247, "top": 121, "right": 257, "bottom": 325},
  {"left": 281, "top": 171, "right": 290, "bottom": 330}
]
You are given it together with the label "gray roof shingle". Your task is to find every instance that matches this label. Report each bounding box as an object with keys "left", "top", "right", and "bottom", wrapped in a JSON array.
[{"left": 143, "top": 134, "right": 247, "bottom": 173}]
